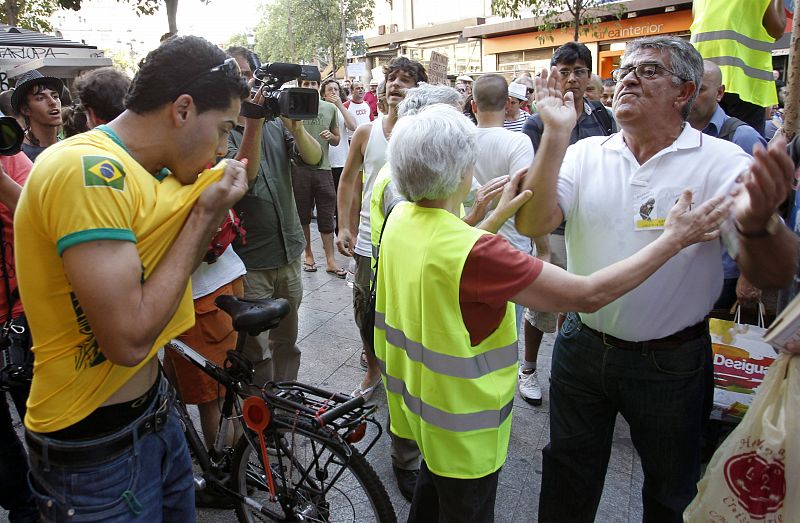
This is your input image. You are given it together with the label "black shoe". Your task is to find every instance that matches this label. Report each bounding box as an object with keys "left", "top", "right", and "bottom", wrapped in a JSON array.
[
  {"left": 392, "top": 465, "right": 418, "bottom": 502},
  {"left": 194, "top": 485, "right": 237, "bottom": 509}
]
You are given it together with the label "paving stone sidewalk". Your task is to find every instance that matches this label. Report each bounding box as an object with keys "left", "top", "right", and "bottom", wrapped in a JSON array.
[{"left": 2, "top": 224, "right": 644, "bottom": 523}]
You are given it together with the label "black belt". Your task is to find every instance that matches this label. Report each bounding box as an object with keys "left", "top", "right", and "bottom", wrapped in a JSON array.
[
  {"left": 26, "top": 385, "right": 174, "bottom": 467},
  {"left": 581, "top": 319, "right": 708, "bottom": 351}
]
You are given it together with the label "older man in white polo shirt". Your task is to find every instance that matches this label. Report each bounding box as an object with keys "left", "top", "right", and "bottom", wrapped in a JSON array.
[{"left": 516, "top": 36, "right": 798, "bottom": 523}]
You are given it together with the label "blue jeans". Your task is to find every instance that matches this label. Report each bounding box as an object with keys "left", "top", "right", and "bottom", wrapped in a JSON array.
[
  {"left": 0, "top": 387, "right": 38, "bottom": 523},
  {"left": 539, "top": 313, "right": 710, "bottom": 523},
  {"left": 26, "top": 383, "right": 195, "bottom": 522}
]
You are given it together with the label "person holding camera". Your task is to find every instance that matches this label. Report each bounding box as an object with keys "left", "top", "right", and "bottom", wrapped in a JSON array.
[
  {"left": 0, "top": 146, "right": 37, "bottom": 523},
  {"left": 15, "top": 36, "right": 251, "bottom": 521},
  {"left": 296, "top": 76, "right": 345, "bottom": 277},
  {"left": 225, "top": 47, "right": 322, "bottom": 386}
]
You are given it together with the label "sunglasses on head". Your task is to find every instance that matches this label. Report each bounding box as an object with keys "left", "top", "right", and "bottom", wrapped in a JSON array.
[{"left": 173, "top": 57, "right": 239, "bottom": 97}]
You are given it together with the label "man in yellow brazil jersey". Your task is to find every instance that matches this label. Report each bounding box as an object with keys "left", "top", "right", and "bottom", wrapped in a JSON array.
[{"left": 14, "top": 36, "right": 252, "bottom": 521}]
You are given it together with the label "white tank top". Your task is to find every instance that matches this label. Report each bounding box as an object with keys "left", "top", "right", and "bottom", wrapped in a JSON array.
[{"left": 354, "top": 116, "right": 389, "bottom": 257}]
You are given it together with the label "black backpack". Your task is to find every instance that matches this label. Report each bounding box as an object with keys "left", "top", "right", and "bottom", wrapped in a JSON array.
[
  {"left": 588, "top": 100, "right": 614, "bottom": 136},
  {"left": 717, "top": 116, "right": 747, "bottom": 143}
]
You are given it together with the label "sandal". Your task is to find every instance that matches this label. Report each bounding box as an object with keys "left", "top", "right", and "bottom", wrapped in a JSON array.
[
  {"left": 326, "top": 267, "right": 346, "bottom": 279},
  {"left": 302, "top": 262, "right": 317, "bottom": 272},
  {"left": 351, "top": 376, "right": 382, "bottom": 402},
  {"left": 359, "top": 349, "right": 369, "bottom": 369}
]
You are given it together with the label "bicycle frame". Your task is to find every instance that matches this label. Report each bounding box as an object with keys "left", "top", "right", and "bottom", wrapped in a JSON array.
[{"left": 165, "top": 330, "right": 385, "bottom": 519}]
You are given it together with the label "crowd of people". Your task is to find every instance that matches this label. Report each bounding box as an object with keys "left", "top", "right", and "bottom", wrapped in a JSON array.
[{"left": 0, "top": 6, "right": 798, "bottom": 523}]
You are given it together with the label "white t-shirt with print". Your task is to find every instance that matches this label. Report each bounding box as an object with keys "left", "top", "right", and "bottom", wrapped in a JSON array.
[{"left": 557, "top": 125, "right": 751, "bottom": 341}]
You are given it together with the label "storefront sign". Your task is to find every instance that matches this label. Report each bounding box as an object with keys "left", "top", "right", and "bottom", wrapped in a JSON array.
[
  {"left": 428, "top": 51, "right": 449, "bottom": 85},
  {"left": 0, "top": 46, "right": 104, "bottom": 64},
  {"left": 484, "top": 10, "right": 693, "bottom": 55}
]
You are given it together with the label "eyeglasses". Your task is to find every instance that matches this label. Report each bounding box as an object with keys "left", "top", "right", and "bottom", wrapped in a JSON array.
[
  {"left": 557, "top": 67, "right": 590, "bottom": 79},
  {"left": 174, "top": 57, "right": 240, "bottom": 96},
  {"left": 611, "top": 63, "right": 687, "bottom": 82}
]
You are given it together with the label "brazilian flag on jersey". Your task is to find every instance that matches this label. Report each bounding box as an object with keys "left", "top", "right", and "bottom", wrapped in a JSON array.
[{"left": 82, "top": 156, "right": 126, "bottom": 191}]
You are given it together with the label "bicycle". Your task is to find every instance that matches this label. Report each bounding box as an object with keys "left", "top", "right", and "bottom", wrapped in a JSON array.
[{"left": 165, "top": 295, "right": 396, "bottom": 522}]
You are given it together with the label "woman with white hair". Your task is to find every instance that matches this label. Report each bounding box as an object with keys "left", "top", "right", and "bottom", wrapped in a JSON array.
[{"left": 373, "top": 103, "right": 731, "bottom": 520}]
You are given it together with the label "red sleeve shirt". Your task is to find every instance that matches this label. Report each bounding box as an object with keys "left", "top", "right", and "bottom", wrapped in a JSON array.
[
  {"left": 460, "top": 234, "right": 543, "bottom": 346},
  {"left": 0, "top": 152, "right": 33, "bottom": 321}
]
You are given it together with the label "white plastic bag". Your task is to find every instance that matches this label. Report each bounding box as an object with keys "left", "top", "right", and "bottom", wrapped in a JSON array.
[{"left": 684, "top": 353, "right": 799, "bottom": 522}]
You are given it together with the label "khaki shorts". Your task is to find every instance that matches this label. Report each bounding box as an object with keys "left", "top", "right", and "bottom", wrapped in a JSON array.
[
  {"left": 525, "top": 233, "right": 567, "bottom": 333},
  {"left": 164, "top": 278, "right": 244, "bottom": 404}
]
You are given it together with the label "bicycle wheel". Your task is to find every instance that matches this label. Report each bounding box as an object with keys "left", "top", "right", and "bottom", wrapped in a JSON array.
[{"left": 231, "top": 416, "right": 396, "bottom": 523}]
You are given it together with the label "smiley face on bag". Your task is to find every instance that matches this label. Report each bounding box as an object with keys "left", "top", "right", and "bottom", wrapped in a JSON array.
[{"left": 724, "top": 451, "right": 786, "bottom": 517}]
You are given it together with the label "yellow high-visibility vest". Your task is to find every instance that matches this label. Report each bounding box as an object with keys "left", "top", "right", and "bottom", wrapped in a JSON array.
[
  {"left": 374, "top": 203, "right": 518, "bottom": 479},
  {"left": 691, "top": 0, "right": 779, "bottom": 107}
]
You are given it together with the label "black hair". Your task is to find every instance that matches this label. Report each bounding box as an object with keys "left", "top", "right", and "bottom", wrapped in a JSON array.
[
  {"left": 551, "top": 42, "right": 593, "bottom": 71},
  {"left": 225, "top": 46, "right": 250, "bottom": 61},
  {"left": 602, "top": 78, "right": 616, "bottom": 88},
  {"left": 319, "top": 78, "right": 342, "bottom": 100},
  {"left": 384, "top": 56, "right": 428, "bottom": 85},
  {"left": 125, "top": 35, "right": 249, "bottom": 114},
  {"left": 62, "top": 105, "right": 89, "bottom": 137},
  {"left": 75, "top": 67, "right": 131, "bottom": 122}
]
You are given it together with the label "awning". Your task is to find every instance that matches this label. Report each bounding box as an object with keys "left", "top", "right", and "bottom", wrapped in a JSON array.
[{"left": 0, "top": 24, "right": 112, "bottom": 80}]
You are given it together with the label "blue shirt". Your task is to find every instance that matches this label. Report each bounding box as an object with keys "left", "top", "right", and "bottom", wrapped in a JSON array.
[
  {"left": 702, "top": 105, "right": 766, "bottom": 279},
  {"left": 703, "top": 105, "right": 766, "bottom": 156}
]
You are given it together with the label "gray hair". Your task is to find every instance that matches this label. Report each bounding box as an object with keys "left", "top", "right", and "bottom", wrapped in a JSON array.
[
  {"left": 624, "top": 36, "right": 704, "bottom": 120},
  {"left": 388, "top": 104, "right": 477, "bottom": 202},
  {"left": 397, "top": 82, "right": 463, "bottom": 117}
]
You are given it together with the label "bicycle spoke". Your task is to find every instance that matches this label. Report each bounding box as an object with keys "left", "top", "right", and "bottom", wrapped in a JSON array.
[{"left": 232, "top": 421, "right": 392, "bottom": 523}]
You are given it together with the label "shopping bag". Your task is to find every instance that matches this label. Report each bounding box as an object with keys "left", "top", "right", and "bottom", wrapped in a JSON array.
[
  {"left": 709, "top": 304, "right": 777, "bottom": 421},
  {"left": 684, "top": 353, "right": 800, "bottom": 522}
]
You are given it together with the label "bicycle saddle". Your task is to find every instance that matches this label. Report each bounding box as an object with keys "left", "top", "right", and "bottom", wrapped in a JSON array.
[{"left": 214, "top": 295, "right": 290, "bottom": 335}]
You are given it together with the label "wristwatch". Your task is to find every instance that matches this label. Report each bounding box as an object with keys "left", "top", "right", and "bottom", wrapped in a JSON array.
[{"left": 735, "top": 213, "right": 783, "bottom": 238}]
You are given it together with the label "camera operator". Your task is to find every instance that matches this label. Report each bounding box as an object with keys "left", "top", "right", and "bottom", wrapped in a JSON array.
[
  {"left": 0, "top": 145, "right": 37, "bottom": 523},
  {"left": 225, "top": 47, "right": 322, "bottom": 386}
]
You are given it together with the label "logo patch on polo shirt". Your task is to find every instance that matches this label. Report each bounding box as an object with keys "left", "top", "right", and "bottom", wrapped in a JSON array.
[{"left": 83, "top": 156, "right": 126, "bottom": 191}]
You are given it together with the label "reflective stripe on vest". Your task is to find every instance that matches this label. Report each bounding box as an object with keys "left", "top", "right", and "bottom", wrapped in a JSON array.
[
  {"left": 690, "top": 0, "right": 778, "bottom": 107},
  {"left": 375, "top": 311, "right": 518, "bottom": 379},
  {"left": 374, "top": 203, "right": 517, "bottom": 478},
  {"left": 377, "top": 358, "right": 514, "bottom": 432}
]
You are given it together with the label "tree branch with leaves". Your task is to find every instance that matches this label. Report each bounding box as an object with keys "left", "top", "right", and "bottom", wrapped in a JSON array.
[
  {"left": 253, "top": 0, "right": 373, "bottom": 78},
  {"left": 492, "top": 0, "right": 626, "bottom": 42}
]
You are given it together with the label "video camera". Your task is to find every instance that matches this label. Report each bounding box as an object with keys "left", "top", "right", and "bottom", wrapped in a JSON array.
[
  {"left": 248, "top": 53, "right": 320, "bottom": 121},
  {"left": 0, "top": 111, "right": 23, "bottom": 156}
]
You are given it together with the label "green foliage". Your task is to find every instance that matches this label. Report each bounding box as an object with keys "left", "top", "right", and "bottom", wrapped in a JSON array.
[
  {"left": 491, "top": 0, "right": 626, "bottom": 42},
  {"left": 253, "top": 0, "right": 373, "bottom": 75},
  {"left": 1, "top": 0, "right": 81, "bottom": 33},
  {"left": 225, "top": 31, "right": 251, "bottom": 50},
  {"left": 107, "top": 46, "right": 139, "bottom": 77}
]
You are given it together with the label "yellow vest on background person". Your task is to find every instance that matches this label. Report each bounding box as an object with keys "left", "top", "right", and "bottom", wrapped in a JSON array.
[
  {"left": 369, "top": 164, "right": 393, "bottom": 260},
  {"left": 373, "top": 202, "right": 518, "bottom": 479},
  {"left": 691, "top": 0, "right": 779, "bottom": 108}
]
